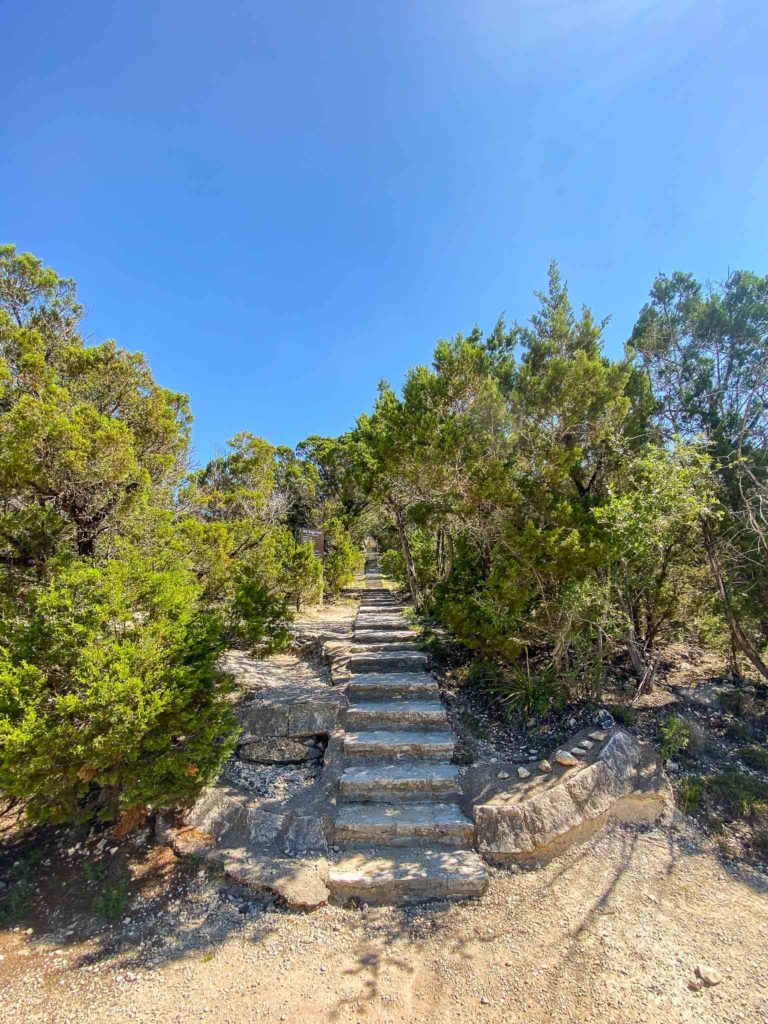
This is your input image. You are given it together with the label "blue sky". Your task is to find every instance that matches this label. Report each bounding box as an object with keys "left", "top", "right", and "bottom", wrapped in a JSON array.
[{"left": 2, "top": 1, "right": 766, "bottom": 464}]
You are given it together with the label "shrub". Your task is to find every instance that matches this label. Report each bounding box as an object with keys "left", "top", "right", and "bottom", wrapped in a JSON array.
[
  {"left": 94, "top": 881, "right": 130, "bottom": 920},
  {"left": 322, "top": 518, "right": 364, "bottom": 597},
  {"left": 228, "top": 573, "right": 291, "bottom": 656},
  {"left": 659, "top": 715, "right": 691, "bottom": 761},
  {"left": 0, "top": 552, "right": 237, "bottom": 824}
]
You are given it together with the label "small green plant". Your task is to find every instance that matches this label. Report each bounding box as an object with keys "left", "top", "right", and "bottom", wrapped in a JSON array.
[
  {"left": 94, "top": 881, "right": 130, "bottom": 920},
  {"left": 736, "top": 745, "right": 768, "bottom": 771},
  {"left": 659, "top": 715, "right": 691, "bottom": 760},
  {"left": 0, "top": 882, "right": 33, "bottom": 925},
  {"left": 677, "top": 776, "right": 704, "bottom": 813},
  {"left": 83, "top": 862, "right": 109, "bottom": 883},
  {"left": 707, "top": 772, "right": 768, "bottom": 819},
  {"left": 482, "top": 658, "right": 564, "bottom": 722},
  {"left": 608, "top": 704, "right": 637, "bottom": 727}
]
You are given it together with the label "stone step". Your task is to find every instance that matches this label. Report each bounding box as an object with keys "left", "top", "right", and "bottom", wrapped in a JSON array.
[
  {"left": 350, "top": 642, "right": 420, "bottom": 654},
  {"left": 346, "top": 699, "right": 448, "bottom": 731},
  {"left": 355, "top": 616, "right": 409, "bottom": 631},
  {"left": 334, "top": 802, "right": 474, "bottom": 847},
  {"left": 359, "top": 602, "right": 405, "bottom": 613},
  {"left": 354, "top": 629, "right": 415, "bottom": 644},
  {"left": 343, "top": 729, "right": 455, "bottom": 761},
  {"left": 347, "top": 672, "right": 439, "bottom": 700},
  {"left": 340, "top": 763, "right": 460, "bottom": 802},
  {"left": 327, "top": 849, "right": 488, "bottom": 904},
  {"left": 348, "top": 651, "right": 428, "bottom": 674}
]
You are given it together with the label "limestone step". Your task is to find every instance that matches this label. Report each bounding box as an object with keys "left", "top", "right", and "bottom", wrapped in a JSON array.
[
  {"left": 343, "top": 729, "right": 455, "bottom": 761},
  {"left": 339, "top": 763, "right": 460, "bottom": 802},
  {"left": 348, "top": 651, "right": 428, "bottom": 674},
  {"left": 327, "top": 848, "right": 488, "bottom": 904},
  {"left": 334, "top": 802, "right": 474, "bottom": 847},
  {"left": 359, "top": 602, "right": 405, "bottom": 613},
  {"left": 355, "top": 616, "right": 408, "bottom": 632},
  {"left": 347, "top": 673, "right": 439, "bottom": 700},
  {"left": 350, "top": 642, "right": 420, "bottom": 654},
  {"left": 346, "top": 699, "right": 448, "bottom": 731},
  {"left": 354, "top": 629, "right": 415, "bottom": 644}
]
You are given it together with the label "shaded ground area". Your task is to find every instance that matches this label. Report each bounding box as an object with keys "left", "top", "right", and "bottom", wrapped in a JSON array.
[
  {"left": 2, "top": 596, "right": 767, "bottom": 1022},
  {"left": 1, "top": 821, "right": 766, "bottom": 1023}
]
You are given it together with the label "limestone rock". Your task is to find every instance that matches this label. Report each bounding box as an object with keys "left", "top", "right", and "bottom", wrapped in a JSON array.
[
  {"left": 538, "top": 759, "right": 552, "bottom": 772},
  {"left": 517, "top": 767, "right": 531, "bottom": 779},
  {"left": 239, "top": 737, "right": 322, "bottom": 764},
  {"left": 571, "top": 747, "right": 587, "bottom": 757},
  {"left": 555, "top": 750, "right": 579, "bottom": 767},
  {"left": 695, "top": 964, "right": 723, "bottom": 987},
  {"left": 474, "top": 729, "right": 671, "bottom": 864},
  {"left": 589, "top": 731, "right": 608, "bottom": 742}
]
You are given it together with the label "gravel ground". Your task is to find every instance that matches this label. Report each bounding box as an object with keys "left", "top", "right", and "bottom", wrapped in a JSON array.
[{"left": 1, "top": 821, "right": 766, "bottom": 1024}]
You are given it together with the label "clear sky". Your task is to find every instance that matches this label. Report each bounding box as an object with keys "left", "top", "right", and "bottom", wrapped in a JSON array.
[{"left": 2, "top": 1, "right": 766, "bottom": 464}]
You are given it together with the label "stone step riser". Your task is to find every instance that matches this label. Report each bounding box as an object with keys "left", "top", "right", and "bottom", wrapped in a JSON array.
[
  {"left": 353, "top": 631, "right": 415, "bottom": 644},
  {"left": 343, "top": 733, "right": 455, "bottom": 761},
  {"left": 334, "top": 804, "right": 474, "bottom": 848},
  {"left": 327, "top": 849, "right": 488, "bottom": 905},
  {"left": 346, "top": 707, "right": 448, "bottom": 731},
  {"left": 340, "top": 766, "right": 460, "bottom": 803},
  {"left": 347, "top": 682, "right": 439, "bottom": 701},
  {"left": 348, "top": 653, "right": 428, "bottom": 675},
  {"left": 354, "top": 619, "right": 408, "bottom": 631}
]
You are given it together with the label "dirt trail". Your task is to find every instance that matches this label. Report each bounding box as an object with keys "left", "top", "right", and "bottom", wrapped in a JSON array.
[
  {"left": 2, "top": 595, "right": 767, "bottom": 1024},
  {"left": 1, "top": 822, "right": 766, "bottom": 1024}
]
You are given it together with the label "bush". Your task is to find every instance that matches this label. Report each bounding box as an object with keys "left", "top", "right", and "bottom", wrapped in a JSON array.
[
  {"left": 707, "top": 772, "right": 768, "bottom": 819},
  {"left": 322, "top": 518, "right": 364, "bottom": 597},
  {"left": 0, "top": 552, "right": 237, "bottom": 824},
  {"left": 659, "top": 715, "right": 691, "bottom": 761},
  {"left": 228, "top": 572, "right": 291, "bottom": 656}
]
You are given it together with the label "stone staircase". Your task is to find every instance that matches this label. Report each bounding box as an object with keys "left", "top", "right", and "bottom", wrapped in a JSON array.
[{"left": 326, "top": 570, "right": 488, "bottom": 904}]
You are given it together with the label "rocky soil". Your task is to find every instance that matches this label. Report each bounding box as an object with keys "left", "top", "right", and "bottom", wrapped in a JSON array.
[
  {"left": 1, "top": 820, "right": 766, "bottom": 1024},
  {"left": 2, "top": 598, "right": 768, "bottom": 1023}
]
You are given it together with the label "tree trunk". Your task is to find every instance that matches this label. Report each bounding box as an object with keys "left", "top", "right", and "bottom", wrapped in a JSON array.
[
  {"left": 390, "top": 498, "right": 420, "bottom": 609},
  {"left": 700, "top": 516, "right": 768, "bottom": 682}
]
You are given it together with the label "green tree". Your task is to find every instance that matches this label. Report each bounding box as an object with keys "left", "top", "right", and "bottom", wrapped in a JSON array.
[{"left": 631, "top": 270, "right": 768, "bottom": 678}]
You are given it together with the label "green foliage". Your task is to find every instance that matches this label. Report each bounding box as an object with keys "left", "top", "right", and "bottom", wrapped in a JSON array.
[
  {"left": 678, "top": 776, "right": 704, "bottom": 814},
  {"left": 479, "top": 660, "right": 565, "bottom": 721},
  {"left": 736, "top": 746, "right": 768, "bottom": 771},
  {"left": 659, "top": 715, "right": 692, "bottom": 761},
  {"left": 0, "top": 247, "right": 238, "bottom": 826},
  {"left": 94, "top": 881, "right": 130, "bottom": 919},
  {"left": 0, "top": 550, "right": 236, "bottom": 823},
  {"left": 707, "top": 772, "right": 768, "bottom": 819},
  {"left": 322, "top": 517, "right": 364, "bottom": 596}
]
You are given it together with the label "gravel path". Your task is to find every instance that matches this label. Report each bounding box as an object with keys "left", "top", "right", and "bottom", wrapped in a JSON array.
[{"left": 2, "top": 821, "right": 766, "bottom": 1024}]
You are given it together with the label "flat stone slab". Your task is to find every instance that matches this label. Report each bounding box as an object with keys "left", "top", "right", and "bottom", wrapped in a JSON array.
[
  {"left": 239, "top": 686, "right": 347, "bottom": 738},
  {"left": 472, "top": 728, "right": 671, "bottom": 863},
  {"left": 347, "top": 672, "right": 439, "bottom": 699},
  {"left": 348, "top": 651, "right": 428, "bottom": 674},
  {"left": 340, "top": 763, "right": 459, "bottom": 801},
  {"left": 355, "top": 616, "right": 409, "bottom": 631},
  {"left": 335, "top": 802, "right": 474, "bottom": 847},
  {"left": 344, "top": 729, "right": 455, "bottom": 760},
  {"left": 328, "top": 848, "right": 488, "bottom": 904},
  {"left": 239, "top": 736, "right": 323, "bottom": 763},
  {"left": 346, "top": 699, "right": 448, "bottom": 730},
  {"left": 354, "top": 629, "right": 415, "bottom": 644}
]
